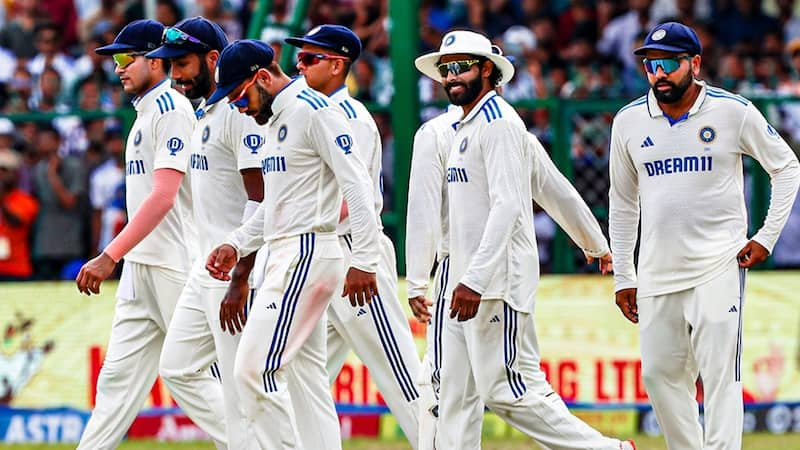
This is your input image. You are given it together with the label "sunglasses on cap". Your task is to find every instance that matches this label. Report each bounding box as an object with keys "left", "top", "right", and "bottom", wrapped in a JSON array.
[
  {"left": 642, "top": 55, "right": 692, "bottom": 74},
  {"left": 297, "top": 51, "right": 350, "bottom": 66},
  {"left": 436, "top": 59, "right": 481, "bottom": 77},
  {"left": 112, "top": 51, "right": 149, "bottom": 69},
  {"left": 230, "top": 73, "right": 260, "bottom": 108},
  {"left": 163, "top": 27, "right": 210, "bottom": 49}
]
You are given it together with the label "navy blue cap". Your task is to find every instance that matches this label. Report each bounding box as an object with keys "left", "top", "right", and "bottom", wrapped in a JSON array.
[
  {"left": 95, "top": 19, "right": 164, "bottom": 55},
  {"left": 146, "top": 16, "right": 229, "bottom": 59},
  {"left": 285, "top": 24, "right": 361, "bottom": 61},
  {"left": 207, "top": 39, "right": 275, "bottom": 105},
  {"left": 634, "top": 22, "right": 702, "bottom": 56}
]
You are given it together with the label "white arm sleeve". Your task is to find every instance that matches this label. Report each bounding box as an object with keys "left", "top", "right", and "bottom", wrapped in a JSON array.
[
  {"left": 609, "top": 117, "right": 640, "bottom": 292},
  {"left": 226, "top": 200, "right": 266, "bottom": 258},
  {"left": 529, "top": 134, "right": 609, "bottom": 257},
  {"left": 406, "top": 124, "right": 445, "bottom": 299},
  {"left": 739, "top": 104, "right": 800, "bottom": 252},
  {"left": 460, "top": 120, "right": 527, "bottom": 294},
  {"left": 310, "top": 107, "right": 380, "bottom": 272}
]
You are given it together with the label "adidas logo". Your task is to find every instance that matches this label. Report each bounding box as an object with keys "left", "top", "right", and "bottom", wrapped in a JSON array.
[
  {"left": 640, "top": 136, "right": 654, "bottom": 148},
  {"left": 489, "top": 315, "right": 500, "bottom": 323},
  {"left": 266, "top": 302, "right": 277, "bottom": 310},
  {"left": 729, "top": 305, "right": 738, "bottom": 313},
  {"left": 357, "top": 308, "right": 367, "bottom": 317}
]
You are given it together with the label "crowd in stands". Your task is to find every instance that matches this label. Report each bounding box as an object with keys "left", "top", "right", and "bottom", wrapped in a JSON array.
[{"left": 0, "top": 0, "right": 799, "bottom": 280}]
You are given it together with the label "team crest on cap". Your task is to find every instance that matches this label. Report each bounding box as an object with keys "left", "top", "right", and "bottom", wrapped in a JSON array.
[
  {"left": 214, "top": 67, "right": 220, "bottom": 84},
  {"left": 202, "top": 126, "right": 210, "bottom": 143},
  {"left": 459, "top": 137, "right": 468, "bottom": 153},
  {"left": 134, "top": 130, "right": 142, "bottom": 146},
  {"left": 278, "top": 125, "right": 288, "bottom": 142},
  {"left": 652, "top": 29, "right": 667, "bottom": 41},
  {"left": 698, "top": 126, "right": 716, "bottom": 143},
  {"left": 444, "top": 34, "right": 456, "bottom": 46},
  {"left": 244, "top": 134, "right": 265, "bottom": 154},
  {"left": 167, "top": 137, "right": 184, "bottom": 155},
  {"left": 335, "top": 134, "right": 352, "bottom": 155},
  {"left": 308, "top": 26, "right": 321, "bottom": 36}
]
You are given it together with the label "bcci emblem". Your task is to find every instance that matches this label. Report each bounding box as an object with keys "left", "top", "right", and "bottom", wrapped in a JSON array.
[
  {"left": 202, "top": 126, "right": 210, "bottom": 143},
  {"left": 278, "top": 125, "right": 288, "bottom": 142},
  {"left": 335, "top": 134, "right": 353, "bottom": 155},
  {"left": 652, "top": 29, "right": 667, "bottom": 41},
  {"left": 166, "top": 137, "right": 184, "bottom": 156},
  {"left": 459, "top": 137, "right": 468, "bottom": 153},
  {"left": 244, "top": 134, "right": 265, "bottom": 154},
  {"left": 133, "top": 130, "right": 142, "bottom": 146},
  {"left": 698, "top": 126, "right": 716, "bottom": 143},
  {"left": 444, "top": 34, "right": 455, "bottom": 46}
]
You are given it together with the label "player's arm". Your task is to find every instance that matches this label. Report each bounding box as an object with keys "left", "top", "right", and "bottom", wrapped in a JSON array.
[
  {"left": 737, "top": 103, "right": 800, "bottom": 267},
  {"left": 338, "top": 120, "right": 381, "bottom": 223},
  {"left": 76, "top": 108, "right": 194, "bottom": 295},
  {"left": 528, "top": 133, "right": 611, "bottom": 273},
  {"left": 310, "top": 107, "right": 380, "bottom": 306},
  {"left": 221, "top": 114, "right": 266, "bottom": 334},
  {"left": 452, "top": 120, "right": 526, "bottom": 322},
  {"left": 608, "top": 117, "right": 640, "bottom": 323},
  {"left": 406, "top": 123, "right": 444, "bottom": 321}
]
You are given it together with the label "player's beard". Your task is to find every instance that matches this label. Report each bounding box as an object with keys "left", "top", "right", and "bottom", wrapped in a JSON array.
[
  {"left": 252, "top": 84, "right": 275, "bottom": 125},
  {"left": 652, "top": 70, "right": 693, "bottom": 104},
  {"left": 182, "top": 61, "right": 213, "bottom": 100},
  {"left": 444, "top": 75, "right": 483, "bottom": 106}
]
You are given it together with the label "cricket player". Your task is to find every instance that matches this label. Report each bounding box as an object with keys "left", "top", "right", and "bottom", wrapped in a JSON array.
[
  {"left": 204, "top": 39, "right": 380, "bottom": 450},
  {"left": 415, "top": 30, "right": 635, "bottom": 450},
  {"left": 610, "top": 22, "right": 800, "bottom": 450},
  {"left": 145, "top": 17, "right": 265, "bottom": 449},
  {"left": 285, "top": 24, "right": 426, "bottom": 448},
  {"left": 75, "top": 19, "right": 221, "bottom": 448}
]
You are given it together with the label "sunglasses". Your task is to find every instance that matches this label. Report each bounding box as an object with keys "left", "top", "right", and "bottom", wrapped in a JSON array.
[
  {"left": 163, "top": 27, "right": 210, "bottom": 49},
  {"left": 297, "top": 51, "right": 350, "bottom": 66},
  {"left": 642, "top": 56, "right": 692, "bottom": 74},
  {"left": 112, "top": 51, "right": 148, "bottom": 69},
  {"left": 230, "top": 73, "right": 259, "bottom": 108},
  {"left": 436, "top": 59, "right": 482, "bottom": 77}
]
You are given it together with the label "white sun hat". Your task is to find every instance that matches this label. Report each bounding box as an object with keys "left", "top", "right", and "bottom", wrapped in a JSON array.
[{"left": 415, "top": 30, "right": 515, "bottom": 86}]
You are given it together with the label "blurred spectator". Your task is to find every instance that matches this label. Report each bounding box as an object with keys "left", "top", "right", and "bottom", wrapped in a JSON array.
[
  {"left": 0, "top": 119, "right": 15, "bottom": 150},
  {"left": 596, "top": 0, "right": 654, "bottom": 91},
  {"left": 38, "top": 0, "right": 79, "bottom": 50},
  {"left": 716, "top": 0, "right": 780, "bottom": 53},
  {"left": 464, "top": 0, "right": 523, "bottom": 39},
  {"left": 79, "top": 0, "right": 124, "bottom": 43},
  {"left": 73, "top": 34, "right": 117, "bottom": 92},
  {"left": 777, "top": 0, "right": 800, "bottom": 43},
  {"left": 555, "top": 0, "right": 597, "bottom": 51},
  {"left": 27, "top": 23, "right": 76, "bottom": 91},
  {"left": 155, "top": 0, "right": 183, "bottom": 27},
  {"left": 4, "top": 65, "right": 34, "bottom": 114},
  {"left": 197, "top": 0, "right": 243, "bottom": 41},
  {"left": 0, "top": 149, "right": 38, "bottom": 281},
  {"left": 31, "top": 123, "right": 86, "bottom": 279},
  {"left": 89, "top": 128, "right": 124, "bottom": 255},
  {"left": 32, "top": 65, "right": 68, "bottom": 112},
  {"left": 14, "top": 122, "right": 38, "bottom": 194},
  {"left": 0, "top": 0, "right": 43, "bottom": 60}
]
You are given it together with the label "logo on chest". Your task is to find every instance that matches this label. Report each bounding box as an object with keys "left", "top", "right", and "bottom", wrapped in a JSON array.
[{"left": 201, "top": 126, "right": 210, "bottom": 143}]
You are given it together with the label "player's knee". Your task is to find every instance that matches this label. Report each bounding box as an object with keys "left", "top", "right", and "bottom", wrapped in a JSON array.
[
  {"left": 233, "top": 356, "right": 260, "bottom": 389},
  {"left": 640, "top": 359, "right": 679, "bottom": 389}
]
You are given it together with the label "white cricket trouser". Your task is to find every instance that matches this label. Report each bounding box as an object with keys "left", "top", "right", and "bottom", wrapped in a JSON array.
[
  {"left": 234, "top": 232, "right": 343, "bottom": 450},
  {"left": 327, "top": 233, "right": 424, "bottom": 448},
  {"left": 438, "top": 299, "right": 625, "bottom": 450},
  {"left": 78, "top": 262, "right": 197, "bottom": 449},
  {"left": 159, "top": 270, "right": 259, "bottom": 450},
  {"left": 638, "top": 261, "right": 745, "bottom": 450}
]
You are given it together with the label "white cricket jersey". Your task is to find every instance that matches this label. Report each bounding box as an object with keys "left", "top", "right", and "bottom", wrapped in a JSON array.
[
  {"left": 189, "top": 98, "right": 265, "bottom": 286},
  {"left": 447, "top": 91, "right": 537, "bottom": 313},
  {"left": 329, "top": 86, "right": 384, "bottom": 235},
  {"left": 610, "top": 81, "right": 800, "bottom": 297},
  {"left": 228, "top": 77, "right": 379, "bottom": 272},
  {"left": 405, "top": 106, "right": 461, "bottom": 299},
  {"left": 124, "top": 78, "right": 196, "bottom": 271}
]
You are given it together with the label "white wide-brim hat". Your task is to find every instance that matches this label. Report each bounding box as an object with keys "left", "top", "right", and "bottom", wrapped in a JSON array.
[{"left": 415, "top": 30, "right": 515, "bottom": 86}]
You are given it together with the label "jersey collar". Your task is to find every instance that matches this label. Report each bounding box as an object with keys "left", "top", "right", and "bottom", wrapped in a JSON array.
[
  {"left": 329, "top": 84, "right": 350, "bottom": 103},
  {"left": 195, "top": 97, "right": 223, "bottom": 119},
  {"left": 646, "top": 80, "right": 707, "bottom": 122},
  {"left": 455, "top": 90, "right": 499, "bottom": 129},
  {"left": 270, "top": 76, "right": 306, "bottom": 117},
  {"left": 132, "top": 77, "right": 170, "bottom": 111}
]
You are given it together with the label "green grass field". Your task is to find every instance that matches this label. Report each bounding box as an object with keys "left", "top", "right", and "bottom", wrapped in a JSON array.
[{"left": 5, "top": 433, "right": 800, "bottom": 449}]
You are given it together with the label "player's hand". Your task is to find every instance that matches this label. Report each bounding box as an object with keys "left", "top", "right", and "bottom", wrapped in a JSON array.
[
  {"left": 737, "top": 240, "right": 769, "bottom": 269},
  {"left": 586, "top": 252, "right": 613, "bottom": 275},
  {"left": 76, "top": 252, "right": 117, "bottom": 295},
  {"left": 615, "top": 288, "right": 638, "bottom": 323},
  {"left": 206, "top": 244, "right": 238, "bottom": 281},
  {"left": 450, "top": 283, "right": 480, "bottom": 322},
  {"left": 342, "top": 267, "right": 377, "bottom": 306},
  {"left": 408, "top": 296, "right": 433, "bottom": 322},
  {"left": 220, "top": 279, "right": 249, "bottom": 335}
]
